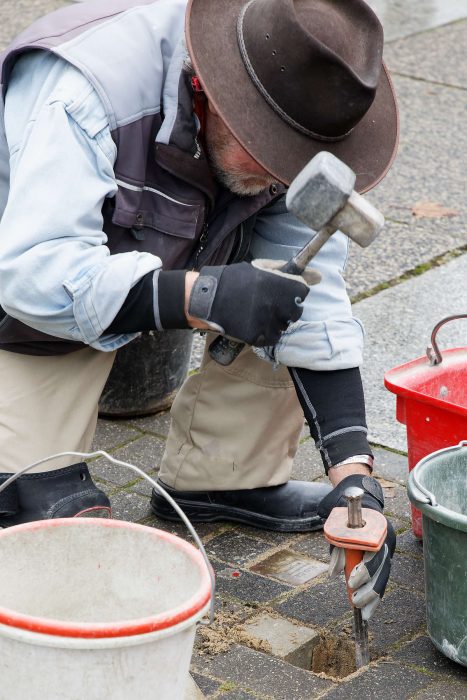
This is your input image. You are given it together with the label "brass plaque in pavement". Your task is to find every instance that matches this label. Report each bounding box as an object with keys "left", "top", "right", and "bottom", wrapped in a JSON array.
[{"left": 250, "top": 550, "right": 328, "bottom": 586}]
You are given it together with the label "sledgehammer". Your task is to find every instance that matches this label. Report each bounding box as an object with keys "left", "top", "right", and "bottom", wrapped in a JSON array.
[{"left": 209, "top": 151, "right": 384, "bottom": 366}]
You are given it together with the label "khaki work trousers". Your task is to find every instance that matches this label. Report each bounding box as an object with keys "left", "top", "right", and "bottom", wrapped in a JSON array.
[{"left": 0, "top": 339, "right": 304, "bottom": 488}]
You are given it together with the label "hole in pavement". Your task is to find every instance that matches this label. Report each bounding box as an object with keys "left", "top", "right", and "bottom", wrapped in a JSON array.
[{"left": 311, "top": 632, "right": 357, "bottom": 679}]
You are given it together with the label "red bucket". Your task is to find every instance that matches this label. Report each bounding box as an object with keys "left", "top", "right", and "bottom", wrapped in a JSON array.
[{"left": 384, "top": 315, "right": 467, "bottom": 538}]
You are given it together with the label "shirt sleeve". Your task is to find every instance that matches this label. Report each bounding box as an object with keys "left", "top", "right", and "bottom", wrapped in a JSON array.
[
  {"left": 0, "top": 51, "right": 163, "bottom": 351},
  {"left": 289, "top": 365, "right": 373, "bottom": 472},
  {"left": 249, "top": 195, "right": 365, "bottom": 370}
]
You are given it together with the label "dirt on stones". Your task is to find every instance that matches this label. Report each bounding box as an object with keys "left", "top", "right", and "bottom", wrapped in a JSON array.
[{"left": 311, "top": 632, "right": 357, "bottom": 679}]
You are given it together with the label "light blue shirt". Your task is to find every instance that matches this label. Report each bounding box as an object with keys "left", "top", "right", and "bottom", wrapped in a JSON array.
[{"left": 0, "top": 51, "right": 364, "bottom": 369}]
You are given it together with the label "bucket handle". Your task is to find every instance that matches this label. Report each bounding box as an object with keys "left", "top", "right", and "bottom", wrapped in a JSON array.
[
  {"left": 410, "top": 440, "right": 467, "bottom": 507},
  {"left": 0, "top": 451, "right": 216, "bottom": 625},
  {"left": 410, "top": 469, "right": 438, "bottom": 507},
  {"left": 426, "top": 314, "right": 467, "bottom": 365}
]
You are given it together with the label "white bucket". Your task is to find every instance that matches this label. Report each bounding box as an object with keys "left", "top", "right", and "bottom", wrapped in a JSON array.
[{"left": 0, "top": 518, "right": 211, "bottom": 700}]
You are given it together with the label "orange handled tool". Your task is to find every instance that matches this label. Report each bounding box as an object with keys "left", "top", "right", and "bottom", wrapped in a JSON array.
[{"left": 324, "top": 486, "right": 387, "bottom": 667}]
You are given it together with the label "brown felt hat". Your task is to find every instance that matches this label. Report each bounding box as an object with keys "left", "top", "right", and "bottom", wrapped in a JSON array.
[{"left": 186, "top": 0, "right": 399, "bottom": 193}]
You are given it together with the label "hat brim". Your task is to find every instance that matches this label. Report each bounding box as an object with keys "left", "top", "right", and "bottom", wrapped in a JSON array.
[{"left": 186, "top": 0, "right": 399, "bottom": 193}]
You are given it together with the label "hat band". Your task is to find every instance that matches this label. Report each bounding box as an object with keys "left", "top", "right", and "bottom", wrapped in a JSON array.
[{"left": 237, "top": 0, "right": 353, "bottom": 143}]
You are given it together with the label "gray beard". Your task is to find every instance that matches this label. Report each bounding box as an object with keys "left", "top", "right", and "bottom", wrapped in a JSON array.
[
  {"left": 210, "top": 164, "right": 272, "bottom": 197},
  {"left": 205, "top": 131, "right": 273, "bottom": 196}
]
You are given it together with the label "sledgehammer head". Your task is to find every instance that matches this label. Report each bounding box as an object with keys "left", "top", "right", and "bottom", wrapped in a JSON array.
[{"left": 286, "top": 152, "right": 384, "bottom": 247}]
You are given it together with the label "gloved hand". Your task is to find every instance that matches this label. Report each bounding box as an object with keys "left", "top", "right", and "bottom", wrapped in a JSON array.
[
  {"left": 187, "top": 261, "right": 310, "bottom": 347},
  {"left": 318, "top": 474, "right": 396, "bottom": 621}
]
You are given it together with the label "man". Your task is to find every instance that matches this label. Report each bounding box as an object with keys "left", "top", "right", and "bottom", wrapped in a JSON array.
[{"left": 0, "top": 0, "right": 398, "bottom": 619}]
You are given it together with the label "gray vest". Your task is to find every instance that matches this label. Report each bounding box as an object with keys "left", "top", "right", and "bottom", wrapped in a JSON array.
[{"left": 0, "top": 0, "right": 284, "bottom": 354}]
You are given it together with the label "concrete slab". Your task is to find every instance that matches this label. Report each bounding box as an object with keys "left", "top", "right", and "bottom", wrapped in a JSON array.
[
  {"left": 242, "top": 613, "right": 320, "bottom": 669},
  {"left": 355, "top": 253, "right": 467, "bottom": 452},
  {"left": 0, "top": 0, "right": 68, "bottom": 50},
  {"left": 372, "top": 447, "right": 408, "bottom": 483},
  {"left": 385, "top": 19, "right": 467, "bottom": 89},
  {"left": 346, "top": 70, "right": 467, "bottom": 297},
  {"left": 367, "top": 73, "right": 467, "bottom": 222},
  {"left": 366, "top": 0, "right": 467, "bottom": 42}
]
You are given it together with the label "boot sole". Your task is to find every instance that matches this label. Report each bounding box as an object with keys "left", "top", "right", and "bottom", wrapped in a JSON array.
[{"left": 150, "top": 492, "right": 325, "bottom": 533}]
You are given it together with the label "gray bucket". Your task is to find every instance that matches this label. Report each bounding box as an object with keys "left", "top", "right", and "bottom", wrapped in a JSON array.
[{"left": 407, "top": 441, "right": 467, "bottom": 666}]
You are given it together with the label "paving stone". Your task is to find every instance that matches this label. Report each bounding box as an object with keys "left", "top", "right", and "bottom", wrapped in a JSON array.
[
  {"left": 92, "top": 419, "right": 140, "bottom": 452},
  {"left": 212, "top": 561, "right": 292, "bottom": 604},
  {"left": 290, "top": 532, "right": 331, "bottom": 563},
  {"left": 127, "top": 410, "right": 172, "bottom": 437},
  {"left": 144, "top": 514, "right": 227, "bottom": 543},
  {"left": 390, "top": 517, "right": 411, "bottom": 536},
  {"left": 189, "top": 673, "right": 221, "bottom": 698},
  {"left": 291, "top": 439, "right": 325, "bottom": 482},
  {"left": 383, "top": 483, "right": 413, "bottom": 522},
  {"left": 409, "top": 679, "right": 467, "bottom": 700},
  {"left": 234, "top": 525, "right": 299, "bottom": 548},
  {"left": 390, "top": 553, "right": 425, "bottom": 590},
  {"left": 366, "top": 0, "right": 467, "bottom": 42},
  {"left": 109, "top": 489, "right": 152, "bottom": 522},
  {"left": 396, "top": 530, "right": 424, "bottom": 557},
  {"left": 372, "top": 447, "right": 409, "bottom": 483},
  {"left": 394, "top": 636, "right": 467, "bottom": 680},
  {"left": 362, "top": 588, "right": 427, "bottom": 656},
  {"left": 250, "top": 550, "right": 328, "bottom": 586},
  {"left": 1, "top": 0, "right": 68, "bottom": 50},
  {"left": 346, "top": 219, "right": 467, "bottom": 301},
  {"left": 385, "top": 19, "right": 467, "bottom": 89},
  {"left": 131, "top": 475, "right": 159, "bottom": 498},
  {"left": 192, "top": 644, "right": 333, "bottom": 700},
  {"left": 276, "top": 576, "right": 351, "bottom": 627},
  {"left": 205, "top": 531, "right": 273, "bottom": 567},
  {"left": 242, "top": 613, "right": 320, "bottom": 669},
  {"left": 345, "top": 68, "right": 467, "bottom": 299},
  {"left": 185, "top": 674, "right": 207, "bottom": 700},
  {"left": 90, "top": 435, "right": 165, "bottom": 486},
  {"left": 217, "top": 691, "right": 261, "bottom": 700},
  {"left": 320, "top": 661, "right": 432, "bottom": 699}
]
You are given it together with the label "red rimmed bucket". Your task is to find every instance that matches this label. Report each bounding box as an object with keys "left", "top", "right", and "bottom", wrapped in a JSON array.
[
  {"left": 0, "top": 518, "right": 211, "bottom": 699},
  {"left": 384, "top": 315, "right": 467, "bottom": 538}
]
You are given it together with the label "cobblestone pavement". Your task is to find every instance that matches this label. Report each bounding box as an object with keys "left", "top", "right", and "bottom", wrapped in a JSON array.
[{"left": 2, "top": 1, "right": 467, "bottom": 698}]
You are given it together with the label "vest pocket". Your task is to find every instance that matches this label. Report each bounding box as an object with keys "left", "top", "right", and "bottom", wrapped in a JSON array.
[{"left": 110, "top": 183, "right": 205, "bottom": 269}]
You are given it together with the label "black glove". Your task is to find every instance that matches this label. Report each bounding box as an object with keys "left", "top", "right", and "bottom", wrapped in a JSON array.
[
  {"left": 187, "top": 261, "right": 309, "bottom": 347},
  {"left": 318, "top": 474, "right": 396, "bottom": 620}
]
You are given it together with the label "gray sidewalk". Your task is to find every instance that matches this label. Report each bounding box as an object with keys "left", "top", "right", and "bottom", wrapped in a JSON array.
[{"left": 1, "top": 1, "right": 467, "bottom": 698}]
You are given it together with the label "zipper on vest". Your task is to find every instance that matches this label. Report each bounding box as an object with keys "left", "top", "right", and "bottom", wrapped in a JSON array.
[{"left": 194, "top": 224, "right": 209, "bottom": 269}]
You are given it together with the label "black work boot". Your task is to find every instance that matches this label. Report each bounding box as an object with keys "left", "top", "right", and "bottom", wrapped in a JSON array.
[
  {"left": 0, "top": 463, "right": 111, "bottom": 527},
  {"left": 151, "top": 479, "right": 333, "bottom": 532}
]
